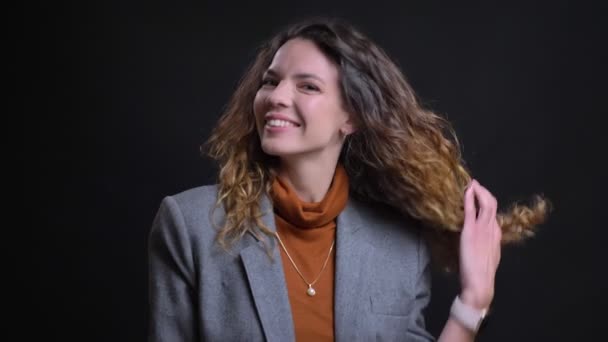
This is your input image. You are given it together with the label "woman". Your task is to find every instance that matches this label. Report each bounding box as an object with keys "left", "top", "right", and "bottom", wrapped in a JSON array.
[{"left": 148, "top": 17, "right": 548, "bottom": 341}]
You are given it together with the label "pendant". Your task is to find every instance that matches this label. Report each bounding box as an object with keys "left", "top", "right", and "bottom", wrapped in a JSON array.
[{"left": 306, "top": 285, "right": 316, "bottom": 297}]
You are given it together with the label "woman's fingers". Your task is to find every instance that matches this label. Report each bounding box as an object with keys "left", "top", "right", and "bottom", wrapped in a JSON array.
[
  {"left": 472, "top": 180, "right": 497, "bottom": 226},
  {"left": 463, "top": 181, "right": 477, "bottom": 229},
  {"left": 494, "top": 219, "right": 502, "bottom": 252},
  {"left": 494, "top": 220, "right": 502, "bottom": 244}
]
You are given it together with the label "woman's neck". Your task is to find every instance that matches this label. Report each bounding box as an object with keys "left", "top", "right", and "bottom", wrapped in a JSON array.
[{"left": 275, "top": 158, "right": 339, "bottom": 203}]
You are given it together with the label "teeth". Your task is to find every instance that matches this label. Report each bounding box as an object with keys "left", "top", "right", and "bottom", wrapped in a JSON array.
[{"left": 266, "top": 119, "right": 297, "bottom": 127}]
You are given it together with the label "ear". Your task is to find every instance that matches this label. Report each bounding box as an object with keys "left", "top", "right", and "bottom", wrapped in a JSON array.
[{"left": 340, "top": 117, "right": 357, "bottom": 136}]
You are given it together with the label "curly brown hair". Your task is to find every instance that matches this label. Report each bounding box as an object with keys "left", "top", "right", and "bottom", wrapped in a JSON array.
[{"left": 204, "top": 17, "right": 550, "bottom": 271}]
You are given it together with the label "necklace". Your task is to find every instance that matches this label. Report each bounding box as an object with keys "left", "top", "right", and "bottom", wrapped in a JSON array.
[{"left": 275, "top": 232, "right": 335, "bottom": 297}]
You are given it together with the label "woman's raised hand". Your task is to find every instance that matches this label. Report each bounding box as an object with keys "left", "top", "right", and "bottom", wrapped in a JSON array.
[{"left": 458, "top": 179, "right": 502, "bottom": 309}]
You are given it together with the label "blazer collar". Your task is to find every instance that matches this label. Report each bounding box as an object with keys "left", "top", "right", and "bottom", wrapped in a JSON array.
[{"left": 240, "top": 193, "right": 295, "bottom": 342}]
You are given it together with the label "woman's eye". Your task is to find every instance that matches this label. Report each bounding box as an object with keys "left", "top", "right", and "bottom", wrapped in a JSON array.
[
  {"left": 261, "top": 78, "right": 276, "bottom": 87},
  {"left": 301, "top": 84, "right": 320, "bottom": 91}
]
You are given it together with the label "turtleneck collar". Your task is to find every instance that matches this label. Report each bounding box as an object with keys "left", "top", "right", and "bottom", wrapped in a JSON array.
[{"left": 270, "top": 164, "right": 349, "bottom": 229}]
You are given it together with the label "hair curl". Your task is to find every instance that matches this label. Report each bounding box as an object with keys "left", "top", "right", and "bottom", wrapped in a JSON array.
[{"left": 204, "top": 17, "right": 550, "bottom": 271}]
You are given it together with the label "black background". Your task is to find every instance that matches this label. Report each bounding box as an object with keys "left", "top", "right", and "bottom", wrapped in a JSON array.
[{"left": 28, "top": 0, "right": 606, "bottom": 341}]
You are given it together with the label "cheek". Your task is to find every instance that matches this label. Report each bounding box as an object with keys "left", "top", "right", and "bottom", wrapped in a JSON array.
[
  {"left": 253, "top": 91, "right": 263, "bottom": 115},
  {"left": 253, "top": 92, "right": 266, "bottom": 125},
  {"left": 304, "top": 102, "right": 342, "bottom": 130}
]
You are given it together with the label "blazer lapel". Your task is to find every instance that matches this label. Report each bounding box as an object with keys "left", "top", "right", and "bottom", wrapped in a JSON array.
[
  {"left": 240, "top": 194, "right": 295, "bottom": 342},
  {"left": 334, "top": 197, "right": 375, "bottom": 341}
]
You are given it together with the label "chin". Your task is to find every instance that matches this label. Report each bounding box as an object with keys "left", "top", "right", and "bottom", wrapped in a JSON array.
[
  {"left": 261, "top": 145, "right": 293, "bottom": 157},
  {"left": 260, "top": 141, "right": 304, "bottom": 157}
]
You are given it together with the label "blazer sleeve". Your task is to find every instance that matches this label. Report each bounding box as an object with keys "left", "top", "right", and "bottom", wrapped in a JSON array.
[
  {"left": 148, "top": 196, "right": 197, "bottom": 342},
  {"left": 406, "top": 232, "right": 437, "bottom": 341}
]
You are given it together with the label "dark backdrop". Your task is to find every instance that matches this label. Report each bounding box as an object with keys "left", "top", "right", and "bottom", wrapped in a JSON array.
[{"left": 28, "top": 0, "right": 606, "bottom": 341}]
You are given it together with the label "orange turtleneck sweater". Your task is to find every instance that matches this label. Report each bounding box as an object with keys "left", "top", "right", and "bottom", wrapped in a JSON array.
[{"left": 270, "top": 165, "right": 349, "bottom": 342}]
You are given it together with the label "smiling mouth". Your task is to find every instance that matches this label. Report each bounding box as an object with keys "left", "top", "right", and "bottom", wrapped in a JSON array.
[{"left": 265, "top": 119, "right": 301, "bottom": 128}]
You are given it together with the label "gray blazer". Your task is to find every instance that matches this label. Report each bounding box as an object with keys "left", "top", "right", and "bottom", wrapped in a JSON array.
[{"left": 148, "top": 185, "right": 436, "bottom": 342}]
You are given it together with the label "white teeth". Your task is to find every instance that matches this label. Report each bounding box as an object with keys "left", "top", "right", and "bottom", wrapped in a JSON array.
[{"left": 266, "top": 119, "right": 297, "bottom": 127}]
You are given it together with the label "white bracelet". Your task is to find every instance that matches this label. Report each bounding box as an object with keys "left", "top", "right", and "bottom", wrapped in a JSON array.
[{"left": 449, "top": 295, "right": 489, "bottom": 333}]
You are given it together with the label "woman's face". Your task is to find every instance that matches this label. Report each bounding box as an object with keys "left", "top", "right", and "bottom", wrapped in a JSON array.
[{"left": 253, "top": 38, "right": 354, "bottom": 162}]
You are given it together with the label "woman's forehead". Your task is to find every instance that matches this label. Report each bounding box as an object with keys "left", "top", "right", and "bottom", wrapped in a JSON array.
[{"left": 266, "top": 38, "right": 339, "bottom": 80}]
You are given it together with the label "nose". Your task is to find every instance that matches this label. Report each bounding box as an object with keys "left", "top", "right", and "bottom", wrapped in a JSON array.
[{"left": 266, "top": 81, "right": 292, "bottom": 108}]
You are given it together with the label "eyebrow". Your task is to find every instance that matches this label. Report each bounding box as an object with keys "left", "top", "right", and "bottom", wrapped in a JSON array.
[{"left": 264, "top": 69, "right": 326, "bottom": 84}]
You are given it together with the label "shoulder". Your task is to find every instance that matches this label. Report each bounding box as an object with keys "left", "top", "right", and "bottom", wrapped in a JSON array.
[
  {"left": 151, "top": 184, "right": 222, "bottom": 243},
  {"left": 168, "top": 184, "right": 219, "bottom": 216}
]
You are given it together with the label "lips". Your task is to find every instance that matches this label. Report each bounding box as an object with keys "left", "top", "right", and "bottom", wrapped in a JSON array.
[
  {"left": 266, "top": 119, "right": 299, "bottom": 128},
  {"left": 264, "top": 113, "right": 301, "bottom": 126}
]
